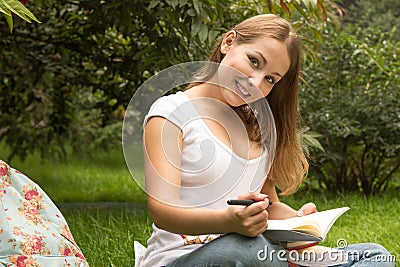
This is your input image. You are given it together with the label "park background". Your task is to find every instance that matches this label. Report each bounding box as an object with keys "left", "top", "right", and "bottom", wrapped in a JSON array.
[{"left": 0, "top": 0, "right": 399, "bottom": 266}]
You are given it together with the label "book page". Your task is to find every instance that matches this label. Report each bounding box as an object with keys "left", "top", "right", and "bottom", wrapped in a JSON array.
[
  {"left": 267, "top": 207, "right": 350, "bottom": 239},
  {"left": 264, "top": 229, "right": 322, "bottom": 242},
  {"left": 292, "top": 222, "right": 321, "bottom": 237}
]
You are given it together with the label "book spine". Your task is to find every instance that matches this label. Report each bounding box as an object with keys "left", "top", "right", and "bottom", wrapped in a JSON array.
[{"left": 287, "top": 241, "right": 320, "bottom": 251}]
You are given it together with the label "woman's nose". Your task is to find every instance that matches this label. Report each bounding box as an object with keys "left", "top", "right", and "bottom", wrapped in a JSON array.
[
  {"left": 248, "top": 77, "right": 271, "bottom": 97},
  {"left": 248, "top": 77, "right": 264, "bottom": 93},
  {"left": 248, "top": 77, "right": 261, "bottom": 90}
]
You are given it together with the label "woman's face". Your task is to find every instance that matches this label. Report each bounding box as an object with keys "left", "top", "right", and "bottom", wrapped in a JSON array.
[{"left": 217, "top": 31, "right": 291, "bottom": 106}]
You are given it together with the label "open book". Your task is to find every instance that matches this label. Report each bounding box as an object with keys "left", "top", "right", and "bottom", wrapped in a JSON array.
[
  {"left": 264, "top": 207, "right": 350, "bottom": 266},
  {"left": 264, "top": 207, "right": 350, "bottom": 245}
]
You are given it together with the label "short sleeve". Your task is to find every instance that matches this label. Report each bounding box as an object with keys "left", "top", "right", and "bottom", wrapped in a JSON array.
[{"left": 143, "top": 92, "right": 197, "bottom": 133}]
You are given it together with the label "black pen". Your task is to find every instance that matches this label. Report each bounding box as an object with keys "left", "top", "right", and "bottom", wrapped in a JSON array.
[{"left": 227, "top": 199, "right": 272, "bottom": 207}]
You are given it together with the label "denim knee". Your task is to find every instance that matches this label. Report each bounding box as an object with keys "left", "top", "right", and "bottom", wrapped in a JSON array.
[
  {"left": 167, "top": 233, "right": 288, "bottom": 267},
  {"left": 340, "top": 242, "right": 395, "bottom": 267}
]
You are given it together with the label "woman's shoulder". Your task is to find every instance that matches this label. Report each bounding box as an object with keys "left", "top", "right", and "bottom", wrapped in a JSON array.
[
  {"left": 144, "top": 91, "right": 193, "bottom": 128},
  {"left": 150, "top": 91, "right": 189, "bottom": 110}
]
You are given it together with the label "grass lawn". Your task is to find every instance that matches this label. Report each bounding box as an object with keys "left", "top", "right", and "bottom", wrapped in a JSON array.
[
  {"left": 1, "top": 147, "right": 398, "bottom": 266},
  {"left": 1, "top": 147, "right": 146, "bottom": 203},
  {"left": 60, "top": 205, "right": 151, "bottom": 267},
  {"left": 59, "top": 192, "right": 400, "bottom": 267}
]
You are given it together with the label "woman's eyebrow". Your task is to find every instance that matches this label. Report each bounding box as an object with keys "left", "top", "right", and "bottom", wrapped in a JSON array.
[
  {"left": 255, "top": 51, "right": 283, "bottom": 78},
  {"left": 255, "top": 51, "right": 267, "bottom": 65},
  {"left": 272, "top": 72, "right": 283, "bottom": 78}
]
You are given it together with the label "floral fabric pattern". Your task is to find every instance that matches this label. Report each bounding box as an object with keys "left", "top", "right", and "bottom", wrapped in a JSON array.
[
  {"left": 0, "top": 160, "right": 89, "bottom": 267},
  {"left": 181, "top": 234, "right": 221, "bottom": 245}
]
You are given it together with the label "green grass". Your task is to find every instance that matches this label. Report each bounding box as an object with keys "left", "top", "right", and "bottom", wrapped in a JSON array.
[
  {"left": 1, "top": 147, "right": 146, "bottom": 203},
  {"left": 1, "top": 146, "right": 399, "bottom": 266},
  {"left": 59, "top": 191, "right": 399, "bottom": 267},
  {"left": 60, "top": 205, "right": 152, "bottom": 267}
]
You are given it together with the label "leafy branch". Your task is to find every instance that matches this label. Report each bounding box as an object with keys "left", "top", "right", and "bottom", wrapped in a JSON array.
[{"left": 0, "top": 0, "right": 40, "bottom": 32}]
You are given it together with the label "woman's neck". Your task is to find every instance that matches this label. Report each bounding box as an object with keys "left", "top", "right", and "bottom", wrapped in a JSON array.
[{"left": 184, "top": 83, "right": 227, "bottom": 104}]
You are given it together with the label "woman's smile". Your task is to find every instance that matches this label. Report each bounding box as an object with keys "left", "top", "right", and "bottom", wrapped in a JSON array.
[{"left": 234, "top": 79, "right": 251, "bottom": 98}]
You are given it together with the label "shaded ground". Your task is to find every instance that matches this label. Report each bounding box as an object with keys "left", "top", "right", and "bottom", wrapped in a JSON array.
[{"left": 57, "top": 201, "right": 147, "bottom": 211}]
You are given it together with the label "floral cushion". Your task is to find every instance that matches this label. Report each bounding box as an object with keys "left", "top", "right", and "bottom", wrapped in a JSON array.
[{"left": 0, "top": 160, "right": 89, "bottom": 267}]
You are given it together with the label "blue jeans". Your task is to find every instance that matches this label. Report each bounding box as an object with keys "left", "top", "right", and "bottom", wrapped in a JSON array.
[
  {"left": 165, "top": 233, "right": 395, "bottom": 267},
  {"left": 339, "top": 243, "right": 395, "bottom": 267}
]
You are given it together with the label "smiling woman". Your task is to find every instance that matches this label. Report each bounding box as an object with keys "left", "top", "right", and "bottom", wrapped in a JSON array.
[
  {"left": 135, "top": 14, "right": 395, "bottom": 267},
  {"left": 185, "top": 14, "right": 303, "bottom": 194}
]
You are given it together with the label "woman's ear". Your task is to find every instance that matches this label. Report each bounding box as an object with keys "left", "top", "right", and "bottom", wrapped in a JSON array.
[{"left": 220, "top": 30, "right": 237, "bottom": 55}]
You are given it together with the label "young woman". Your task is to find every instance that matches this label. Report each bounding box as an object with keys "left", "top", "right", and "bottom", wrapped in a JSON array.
[{"left": 140, "top": 14, "right": 394, "bottom": 267}]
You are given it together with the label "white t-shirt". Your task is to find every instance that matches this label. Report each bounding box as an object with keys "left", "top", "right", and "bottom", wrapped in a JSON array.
[{"left": 141, "top": 91, "right": 269, "bottom": 267}]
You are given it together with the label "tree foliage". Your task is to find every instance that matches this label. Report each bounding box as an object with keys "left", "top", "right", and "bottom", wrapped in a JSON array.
[
  {"left": 0, "top": 0, "right": 340, "bottom": 161},
  {"left": 2, "top": 0, "right": 398, "bottom": 195},
  {"left": 301, "top": 0, "right": 400, "bottom": 194}
]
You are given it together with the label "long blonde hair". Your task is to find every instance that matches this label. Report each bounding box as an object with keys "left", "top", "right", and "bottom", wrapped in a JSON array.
[{"left": 190, "top": 14, "right": 308, "bottom": 195}]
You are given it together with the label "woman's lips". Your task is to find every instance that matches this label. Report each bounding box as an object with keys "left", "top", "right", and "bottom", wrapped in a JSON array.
[{"left": 234, "top": 80, "right": 251, "bottom": 98}]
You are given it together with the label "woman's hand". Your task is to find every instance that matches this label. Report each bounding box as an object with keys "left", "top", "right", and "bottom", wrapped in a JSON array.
[
  {"left": 296, "top": 202, "right": 317, "bottom": 216},
  {"left": 225, "top": 192, "right": 270, "bottom": 237}
]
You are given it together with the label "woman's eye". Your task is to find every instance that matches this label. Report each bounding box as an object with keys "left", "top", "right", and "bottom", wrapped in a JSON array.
[
  {"left": 249, "top": 57, "right": 259, "bottom": 67},
  {"left": 265, "top": 76, "right": 275, "bottom": 84}
]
